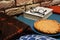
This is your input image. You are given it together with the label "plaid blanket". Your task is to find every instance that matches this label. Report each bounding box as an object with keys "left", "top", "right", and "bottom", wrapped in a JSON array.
[{"left": 0, "top": 12, "right": 29, "bottom": 40}]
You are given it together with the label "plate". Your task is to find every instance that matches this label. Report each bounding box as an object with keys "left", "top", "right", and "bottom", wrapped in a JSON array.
[
  {"left": 15, "top": 14, "right": 60, "bottom": 36},
  {"left": 32, "top": 25, "right": 60, "bottom": 37}
]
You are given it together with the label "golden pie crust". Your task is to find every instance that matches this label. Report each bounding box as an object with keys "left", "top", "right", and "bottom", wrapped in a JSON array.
[{"left": 34, "top": 19, "right": 60, "bottom": 34}]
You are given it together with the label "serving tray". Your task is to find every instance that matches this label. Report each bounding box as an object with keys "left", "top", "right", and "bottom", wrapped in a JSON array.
[{"left": 15, "top": 13, "right": 60, "bottom": 36}]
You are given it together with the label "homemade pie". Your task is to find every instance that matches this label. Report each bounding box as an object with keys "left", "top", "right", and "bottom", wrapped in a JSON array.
[{"left": 34, "top": 19, "right": 60, "bottom": 34}]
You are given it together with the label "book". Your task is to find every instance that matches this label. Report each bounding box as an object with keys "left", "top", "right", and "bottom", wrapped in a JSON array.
[{"left": 23, "top": 6, "right": 53, "bottom": 20}]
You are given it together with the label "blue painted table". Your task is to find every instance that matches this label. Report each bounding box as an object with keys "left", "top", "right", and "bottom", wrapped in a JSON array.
[{"left": 15, "top": 14, "right": 60, "bottom": 40}]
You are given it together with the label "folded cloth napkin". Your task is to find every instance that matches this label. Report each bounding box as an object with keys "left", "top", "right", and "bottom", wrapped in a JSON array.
[
  {"left": 19, "top": 34, "right": 57, "bottom": 40},
  {"left": 48, "top": 6, "right": 60, "bottom": 14}
]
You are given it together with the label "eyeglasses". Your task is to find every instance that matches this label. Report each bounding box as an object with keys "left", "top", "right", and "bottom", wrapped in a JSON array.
[{"left": 30, "top": 7, "right": 47, "bottom": 15}]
